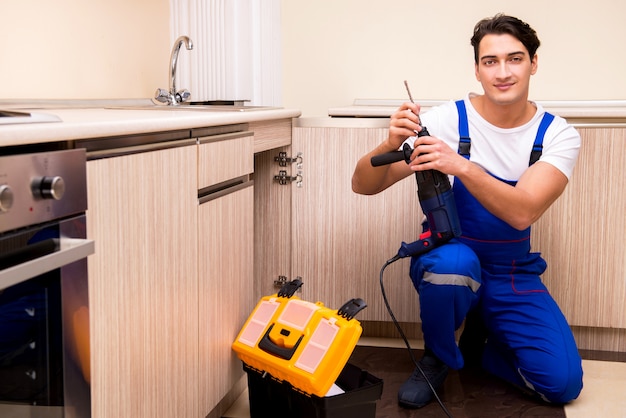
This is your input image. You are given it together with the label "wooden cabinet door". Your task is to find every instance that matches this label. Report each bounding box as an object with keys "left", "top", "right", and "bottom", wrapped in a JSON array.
[
  {"left": 87, "top": 145, "right": 199, "bottom": 418},
  {"left": 291, "top": 126, "right": 422, "bottom": 322},
  {"left": 253, "top": 146, "right": 294, "bottom": 300},
  {"left": 198, "top": 183, "right": 254, "bottom": 416},
  {"left": 532, "top": 127, "right": 626, "bottom": 328},
  {"left": 286, "top": 123, "right": 626, "bottom": 349}
]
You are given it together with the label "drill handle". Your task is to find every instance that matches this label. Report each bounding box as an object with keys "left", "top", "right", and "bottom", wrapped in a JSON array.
[
  {"left": 370, "top": 144, "right": 413, "bottom": 167},
  {"left": 370, "top": 125, "right": 429, "bottom": 167},
  {"left": 371, "top": 150, "right": 406, "bottom": 167}
]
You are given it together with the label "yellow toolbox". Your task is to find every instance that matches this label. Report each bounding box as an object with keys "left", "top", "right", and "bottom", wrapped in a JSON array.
[{"left": 232, "top": 279, "right": 367, "bottom": 397}]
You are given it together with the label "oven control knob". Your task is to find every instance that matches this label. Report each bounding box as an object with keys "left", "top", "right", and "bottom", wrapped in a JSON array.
[
  {"left": 37, "top": 176, "right": 66, "bottom": 200},
  {"left": 0, "top": 184, "right": 14, "bottom": 212}
]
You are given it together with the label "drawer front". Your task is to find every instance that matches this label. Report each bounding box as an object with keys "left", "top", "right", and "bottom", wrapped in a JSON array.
[
  {"left": 250, "top": 119, "right": 292, "bottom": 153},
  {"left": 198, "top": 131, "right": 254, "bottom": 189}
]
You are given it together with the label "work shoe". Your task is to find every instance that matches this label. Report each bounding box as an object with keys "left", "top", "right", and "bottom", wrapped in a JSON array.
[{"left": 398, "top": 350, "right": 449, "bottom": 408}]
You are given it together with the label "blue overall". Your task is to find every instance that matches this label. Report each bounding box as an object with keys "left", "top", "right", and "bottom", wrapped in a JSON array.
[{"left": 409, "top": 100, "right": 583, "bottom": 403}]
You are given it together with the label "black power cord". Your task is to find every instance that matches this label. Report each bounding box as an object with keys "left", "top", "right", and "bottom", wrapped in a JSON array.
[{"left": 379, "top": 255, "right": 454, "bottom": 418}]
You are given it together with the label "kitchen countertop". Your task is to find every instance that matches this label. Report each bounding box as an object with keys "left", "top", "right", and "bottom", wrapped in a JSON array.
[
  {"left": 0, "top": 100, "right": 301, "bottom": 147},
  {"left": 328, "top": 99, "right": 626, "bottom": 126}
]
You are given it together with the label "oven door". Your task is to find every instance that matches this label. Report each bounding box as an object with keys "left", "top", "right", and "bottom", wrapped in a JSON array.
[{"left": 0, "top": 215, "right": 94, "bottom": 418}]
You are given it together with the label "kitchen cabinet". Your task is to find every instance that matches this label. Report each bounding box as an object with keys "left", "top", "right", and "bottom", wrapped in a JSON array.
[
  {"left": 196, "top": 130, "right": 254, "bottom": 417},
  {"left": 274, "top": 119, "right": 626, "bottom": 352},
  {"left": 250, "top": 119, "right": 292, "bottom": 153},
  {"left": 252, "top": 120, "right": 294, "bottom": 301},
  {"left": 253, "top": 144, "right": 293, "bottom": 300},
  {"left": 198, "top": 185, "right": 253, "bottom": 416},
  {"left": 87, "top": 142, "right": 199, "bottom": 418},
  {"left": 86, "top": 126, "right": 258, "bottom": 418},
  {"left": 531, "top": 127, "right": 626, "bottom": 330},
  {"left": 292, "top": 123, "right": 422, "bottom": 322}
]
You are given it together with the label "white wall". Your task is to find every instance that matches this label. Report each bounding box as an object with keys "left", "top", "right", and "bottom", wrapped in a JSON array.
[
  {"left": 281, "top": 0, "right": 626, "bottom": 116},
  {"left": 0, "top": 0, "right": 170, "bottom": 100},
  {"left": 3, "top": 0, "right": 624, "bottom": 115},
  {"left": 170, "top": 0, "right": 282, "bottom": 106}
]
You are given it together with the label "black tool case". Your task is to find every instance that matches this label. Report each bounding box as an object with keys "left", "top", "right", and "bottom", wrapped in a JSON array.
[{"left": 243, "top": 361, "right": 383, "bottom": 418}]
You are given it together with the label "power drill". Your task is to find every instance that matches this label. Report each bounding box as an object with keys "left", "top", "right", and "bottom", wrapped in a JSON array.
[{"left": 370, "top": 125, "right": 462, "bottom": 258}]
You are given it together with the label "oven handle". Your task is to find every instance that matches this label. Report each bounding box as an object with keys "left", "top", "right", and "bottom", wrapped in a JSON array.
[{"left": 0, "top": 238, "right": 95, "bottom": 291}]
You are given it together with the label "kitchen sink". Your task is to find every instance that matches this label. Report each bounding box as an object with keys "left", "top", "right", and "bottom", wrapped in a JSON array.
[{"left": 106, "top": 102, "right": 279, "bottom": 112}]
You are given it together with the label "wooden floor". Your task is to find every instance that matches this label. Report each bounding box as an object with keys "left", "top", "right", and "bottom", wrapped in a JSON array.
[
  {"left": 348, "top": 345, "right": 565, "bottom": 417},
  {"left": 223, "top": 338, "right": 626, "bottom": 418}
]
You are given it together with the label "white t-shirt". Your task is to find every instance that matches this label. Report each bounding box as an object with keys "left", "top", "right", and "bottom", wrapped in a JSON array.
[{"left": 414, "top": 93, "right": 580, "bottom": 181}]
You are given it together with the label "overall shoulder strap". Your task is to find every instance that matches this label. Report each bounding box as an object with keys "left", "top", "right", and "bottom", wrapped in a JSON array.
[
  {"left": 529, "top": 112, "right": 555, "bottom": 166},
  {"left": 455, "top": 100, "right": 471, "bottom": 159}
]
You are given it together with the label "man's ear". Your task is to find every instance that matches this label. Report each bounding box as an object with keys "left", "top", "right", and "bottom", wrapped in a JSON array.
[{"left": 531, "top": 54, "right": 538, "bottom": 75}]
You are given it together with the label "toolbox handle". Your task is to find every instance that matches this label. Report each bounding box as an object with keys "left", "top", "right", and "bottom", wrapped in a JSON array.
[{"left": 258, "top": 324, "right": 303, "bottom": 360}]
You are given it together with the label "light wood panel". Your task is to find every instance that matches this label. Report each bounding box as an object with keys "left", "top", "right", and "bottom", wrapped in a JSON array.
[
  {"left": 250, "top": 119, "right": 293, "bottom": 153},
  {"left": 87, "top": 122, "right": 287, "bottom": 417},
  {"left": 198, "top": 184, "right": 254, "bottom": 416},
  {"left": 87, "top": 145, "right": 199, "bottom": 418},
  {"left": 532, "top": 127, "right": 626, "bottom": 328},
  {"left": 291, "top": 126, "right": 422, "bottom": 322},
  {"left": 198, "top": 133, "right": 254, "bottom": 189},
  {"left": 572, "top": 326, "right": 626, "bottom": 352},
  {"left": 360, "top": 322, "right": 626, "bottom": 353},
  {"left": 253, "top": 146, "right": 294, "bottom": 301},
  {"left": 251, "top": 119, "right": 294, "bottom": 301},
  {"left": 286, "top": 124, "right": 626, "bottom": 351}
]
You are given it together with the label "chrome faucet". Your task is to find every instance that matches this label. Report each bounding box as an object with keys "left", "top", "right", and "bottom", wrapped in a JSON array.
[{"left": 155, "top": 35, "right": 194, "bottom": 105}]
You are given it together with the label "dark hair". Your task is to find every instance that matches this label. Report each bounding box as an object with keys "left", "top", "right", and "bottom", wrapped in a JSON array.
[{"left": 470, "top": 14, "right": 541, "bottom": 64}]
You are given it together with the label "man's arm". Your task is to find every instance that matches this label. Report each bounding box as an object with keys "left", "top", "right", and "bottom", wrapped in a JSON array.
[
  {"left": 352, "top": 102, "right": 422, "bottom": 195},
  {"left": 353, "top": 102, "right": 571, "bottom": 229},
  {"left": 351, "top": 143, "right": 413, "bottom": 195},
  {"left": 454, "top": 160, "right": 568, "bottom": 230},
  {"left": 408, "top": 133, "right": 569, "bottom": 230}
]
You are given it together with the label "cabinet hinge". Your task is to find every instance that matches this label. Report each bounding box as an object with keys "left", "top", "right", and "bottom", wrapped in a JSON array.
[
  {"left": 274, "top": 151, "right": 302, "bottom": 167},
  {"left": 274, "top": 275, "right": 303, "bottom": 292},
  {"left": 274, "top": 170, "right": 302, "bottom": 186}
]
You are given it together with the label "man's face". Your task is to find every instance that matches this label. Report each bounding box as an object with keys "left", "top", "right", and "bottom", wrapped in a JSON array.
[{"left": 474, "top": 33, "right": 538, "bottom": 106}]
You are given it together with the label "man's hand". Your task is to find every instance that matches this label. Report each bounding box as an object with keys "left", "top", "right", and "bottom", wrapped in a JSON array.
[
  {"left": 387, "top": 102, "right": 424, "bottom": 150},
  {"left": 407, "top": 134, "right": 471, "bottom": 178},
  {"left": 351, "top": 102, "right": 421, "bottom": 195}
]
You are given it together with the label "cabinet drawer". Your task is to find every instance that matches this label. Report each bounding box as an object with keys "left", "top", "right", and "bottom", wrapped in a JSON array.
[
  {"left": 198, "top": 131, "right": 254, "bottom": 189},
  {"left": 250, "top": 119, "right": 292, "bottom": 153}
]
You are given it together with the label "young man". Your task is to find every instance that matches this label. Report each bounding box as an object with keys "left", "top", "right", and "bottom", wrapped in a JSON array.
[{"left": 352, "top": 14, "right": 583, "bottom": 408}]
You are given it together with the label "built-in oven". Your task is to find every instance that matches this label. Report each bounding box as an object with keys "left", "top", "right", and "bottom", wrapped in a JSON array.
[{"left": 0, "top": 148, "right": 94, "bottom": 418}]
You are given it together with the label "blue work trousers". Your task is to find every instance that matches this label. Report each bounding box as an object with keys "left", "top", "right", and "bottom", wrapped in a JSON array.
[{"left": 410, "top": 238, "right": 583, "bottom": 403}]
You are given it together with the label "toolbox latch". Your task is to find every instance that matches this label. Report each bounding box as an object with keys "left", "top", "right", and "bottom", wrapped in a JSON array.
[
  {"left": 277, "top": 278, "right": 303, "bottom": 298},
  {"left": 338, "top": 298, "right": 367, "bottom": 320}
]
